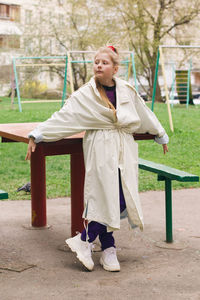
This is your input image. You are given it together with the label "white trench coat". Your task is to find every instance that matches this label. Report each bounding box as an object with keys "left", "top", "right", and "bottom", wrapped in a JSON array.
[{"left": 29, "top": 76, "right": 167, "bottom": 232}]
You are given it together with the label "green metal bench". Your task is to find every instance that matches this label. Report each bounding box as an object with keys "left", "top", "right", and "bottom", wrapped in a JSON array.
[
  {"left": 138, "top": 158, "right": 199, "bottom": 243},
  {"left": 0, "top": 189, "right": 8, "bottom": 200}
]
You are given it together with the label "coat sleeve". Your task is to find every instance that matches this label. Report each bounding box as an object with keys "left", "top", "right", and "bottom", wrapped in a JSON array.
[
  {"left": 132, "top": 89, "right": 168, "bottom": 142},
  {"left": 28, "top": 85, "right": 115, "bottom": 143},
  {"left": 28, "top": 91, "right": 93, "bottom": 142}
]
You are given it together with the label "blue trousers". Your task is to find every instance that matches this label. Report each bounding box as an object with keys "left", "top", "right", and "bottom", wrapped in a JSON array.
[{"left": 81, "top": 170, "right": 126, "bottom": 250}]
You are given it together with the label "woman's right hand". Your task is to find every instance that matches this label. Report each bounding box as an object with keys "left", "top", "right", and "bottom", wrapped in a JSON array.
[{"left": 25, "top": 138, "right": 37, "bottom": 160}]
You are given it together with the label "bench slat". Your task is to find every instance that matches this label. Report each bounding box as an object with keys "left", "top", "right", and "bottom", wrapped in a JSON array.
[{"left": 139, "top": 158, "right": 199, "bottom": 182}]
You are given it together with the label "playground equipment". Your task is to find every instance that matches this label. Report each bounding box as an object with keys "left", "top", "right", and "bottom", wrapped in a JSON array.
[
  {"left": 170, "top": 60, "right": 193, "bottom": 107},
  {"left": 12, "top": 51, "right": 138, "bottom": 112},
  {"left": 12, "top": 56, "right": 68, "bottom": 112},
  {"left": 152, "top": 45, "right": 200, "bottom": 132}
]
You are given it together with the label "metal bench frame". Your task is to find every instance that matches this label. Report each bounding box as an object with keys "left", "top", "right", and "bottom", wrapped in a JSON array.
[
  {"left": 139, "top": 158, "right": 199, "bottom": 243},
  {"left": 0, "top": 189, "right": 8, "bottom": 200}
]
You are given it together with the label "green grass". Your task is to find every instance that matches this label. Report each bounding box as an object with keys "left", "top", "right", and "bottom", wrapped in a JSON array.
[
  {"left": 0, "top": 97, "right": 199, "bottom": 200},
  {"left": 0, "top": 97, "right": 70, "bottom": 200},
  {"left": 137, "top": 102, "right": 200, "bottom": 191}
]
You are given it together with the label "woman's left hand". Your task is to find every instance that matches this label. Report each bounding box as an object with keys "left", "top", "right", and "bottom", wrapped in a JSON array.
[
  {"left": 25, "top": 138, "right": 37, "bottom": 161},
  {"left": 162, "top": 144, "right": 168, "bottom": 155}
]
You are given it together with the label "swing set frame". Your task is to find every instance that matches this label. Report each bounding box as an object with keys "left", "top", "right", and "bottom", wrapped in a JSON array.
[
  {"left": 12, "top": 50, "right": 138, "bottom": 112},
  {"left": 152, "top": 45, "right": 200, "bottom": 132}
]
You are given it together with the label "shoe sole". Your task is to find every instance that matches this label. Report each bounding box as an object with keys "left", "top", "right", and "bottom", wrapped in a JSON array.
[
  {"left": 100, "top": 257, "right": 120, "bottom": 272},
  {"left": 65, "top": 238, "right": 94, "bottom": 271}
]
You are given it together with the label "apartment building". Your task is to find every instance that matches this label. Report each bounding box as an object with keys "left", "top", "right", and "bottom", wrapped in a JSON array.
[
  {"left": 0, "top": 0, "right": 70, "bottom": 96},
  {"left": 1, "top": 0, "right": 200, "bottom": 97}
]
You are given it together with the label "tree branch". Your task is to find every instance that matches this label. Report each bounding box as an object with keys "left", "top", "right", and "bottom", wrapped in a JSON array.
[{"left": 160, "top": 10, "right": 200, "bottom": 39}]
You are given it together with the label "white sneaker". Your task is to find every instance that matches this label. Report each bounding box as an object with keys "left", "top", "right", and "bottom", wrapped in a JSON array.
[
  {"left": 65, "top": 233, "right": 94, "bottom": 271},
  {"left": 100, "top": 247, "right": 120, "bottom": 272}
]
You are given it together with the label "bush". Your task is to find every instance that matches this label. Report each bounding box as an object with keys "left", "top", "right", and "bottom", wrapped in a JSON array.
[{"left": 20, "top": 80, "right": 47, "bottom": 99}]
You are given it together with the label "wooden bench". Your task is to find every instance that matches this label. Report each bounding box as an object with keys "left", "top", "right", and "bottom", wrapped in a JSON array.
[
  {"left": 138, "top": 158, "right": 199, "bottom": 243},
  {"left": 0, "top": 189, "right": 8, "bottom": 200}
]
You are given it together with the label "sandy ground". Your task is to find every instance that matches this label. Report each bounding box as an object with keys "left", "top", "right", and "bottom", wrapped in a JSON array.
[{"left": 0, "top": 188, "right": 200, "bottom": 300}]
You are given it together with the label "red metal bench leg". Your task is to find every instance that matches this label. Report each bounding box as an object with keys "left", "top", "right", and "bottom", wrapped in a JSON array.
[
  {"left": 31, "top": 145, "right": 47, "bottom": 227},
  {"left": 70, "top": 152, "right": 85, "bottom": 236}
]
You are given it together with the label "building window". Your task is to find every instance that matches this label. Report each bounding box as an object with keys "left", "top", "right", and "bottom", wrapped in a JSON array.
[
  {"left": 0, "top": 4, "right": 20, "bottom": 21},
  {"left": 10, "top": 5, "right": 20, "bottom": 22},
  {"left": 8, "top": 36, "right": 20, "bottom": 48},
  {"left": 25, "top": 10, "right": 32, "bottom": 25},
  {"left": 49, "top": 39, "right": 53, "bottom": 55},
  {"left": 0, "top": 4, "right": 10, "bottom": 19},
  {"left": 24, "top": 37, "right": 32, "bottom": 53},
  {"left": 58, "top": 0, "right": 64, "bottom": 6},
  {"left": 0, "top": 35, "right": 20, "bottom": 49},
  {"left": 0, "top": 36, "right": 4, "bottom": 47}
]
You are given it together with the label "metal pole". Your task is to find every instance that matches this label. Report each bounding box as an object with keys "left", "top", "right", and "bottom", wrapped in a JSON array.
[
  {"left": 159, "top": 47, "right": 174, "bottom": 132},
  {"left": 165, "top": 178, "right": 173, "bottom": 243},
  {"left": 10, "top": 67, "right": 15, "bottom": 109},
  {"left": 68, "top": 50, "right": 134, "bottom": 54},
  {"left": 125, "top": 58, "right": 129, "bottom": 81},
  {"left": 161, "top": 45, "right": 200, "bottom": 49},
  {"left": 69, "top": 59, "right": 130, "bottom": 64},
  {"left": 151, "top": 49, "right": 160, "bottom": 111},
  {"left": 12, "top": 58, "right": 22, "bottom": 112},
  {"left": 186, "top": 59, "right": 192, "bottom": 108},
  {"left": 131, "top": 52, "right": 138, "bottom": 92},
  {"left": 62, "top": 55, "right": 68, "bottom": 107},
  {"left": 15, "top": 56, "right": 67, "bottom": 60},
  {"left": 15, "top": 59, "right": 130, "bottom": 66},
  {"left": 170, "top": 63, "right": 176, "bottom": 108},
  {"left": 67, "top": 52, "right": 74, "bottom": 94},
  {"left": 128, "top": 61, "right": 132, "bottom": 80}
]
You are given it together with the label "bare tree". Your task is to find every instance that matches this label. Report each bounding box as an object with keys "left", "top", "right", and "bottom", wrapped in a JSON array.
[
  {"left": 24, "top": 0, "right": 97, "bottom": 91},
  {"left": 99, "top": 0, "right": 200, "bottom": 101},
  {"left": 48, "top": 0, "right": 98, "bottom": 90}
]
